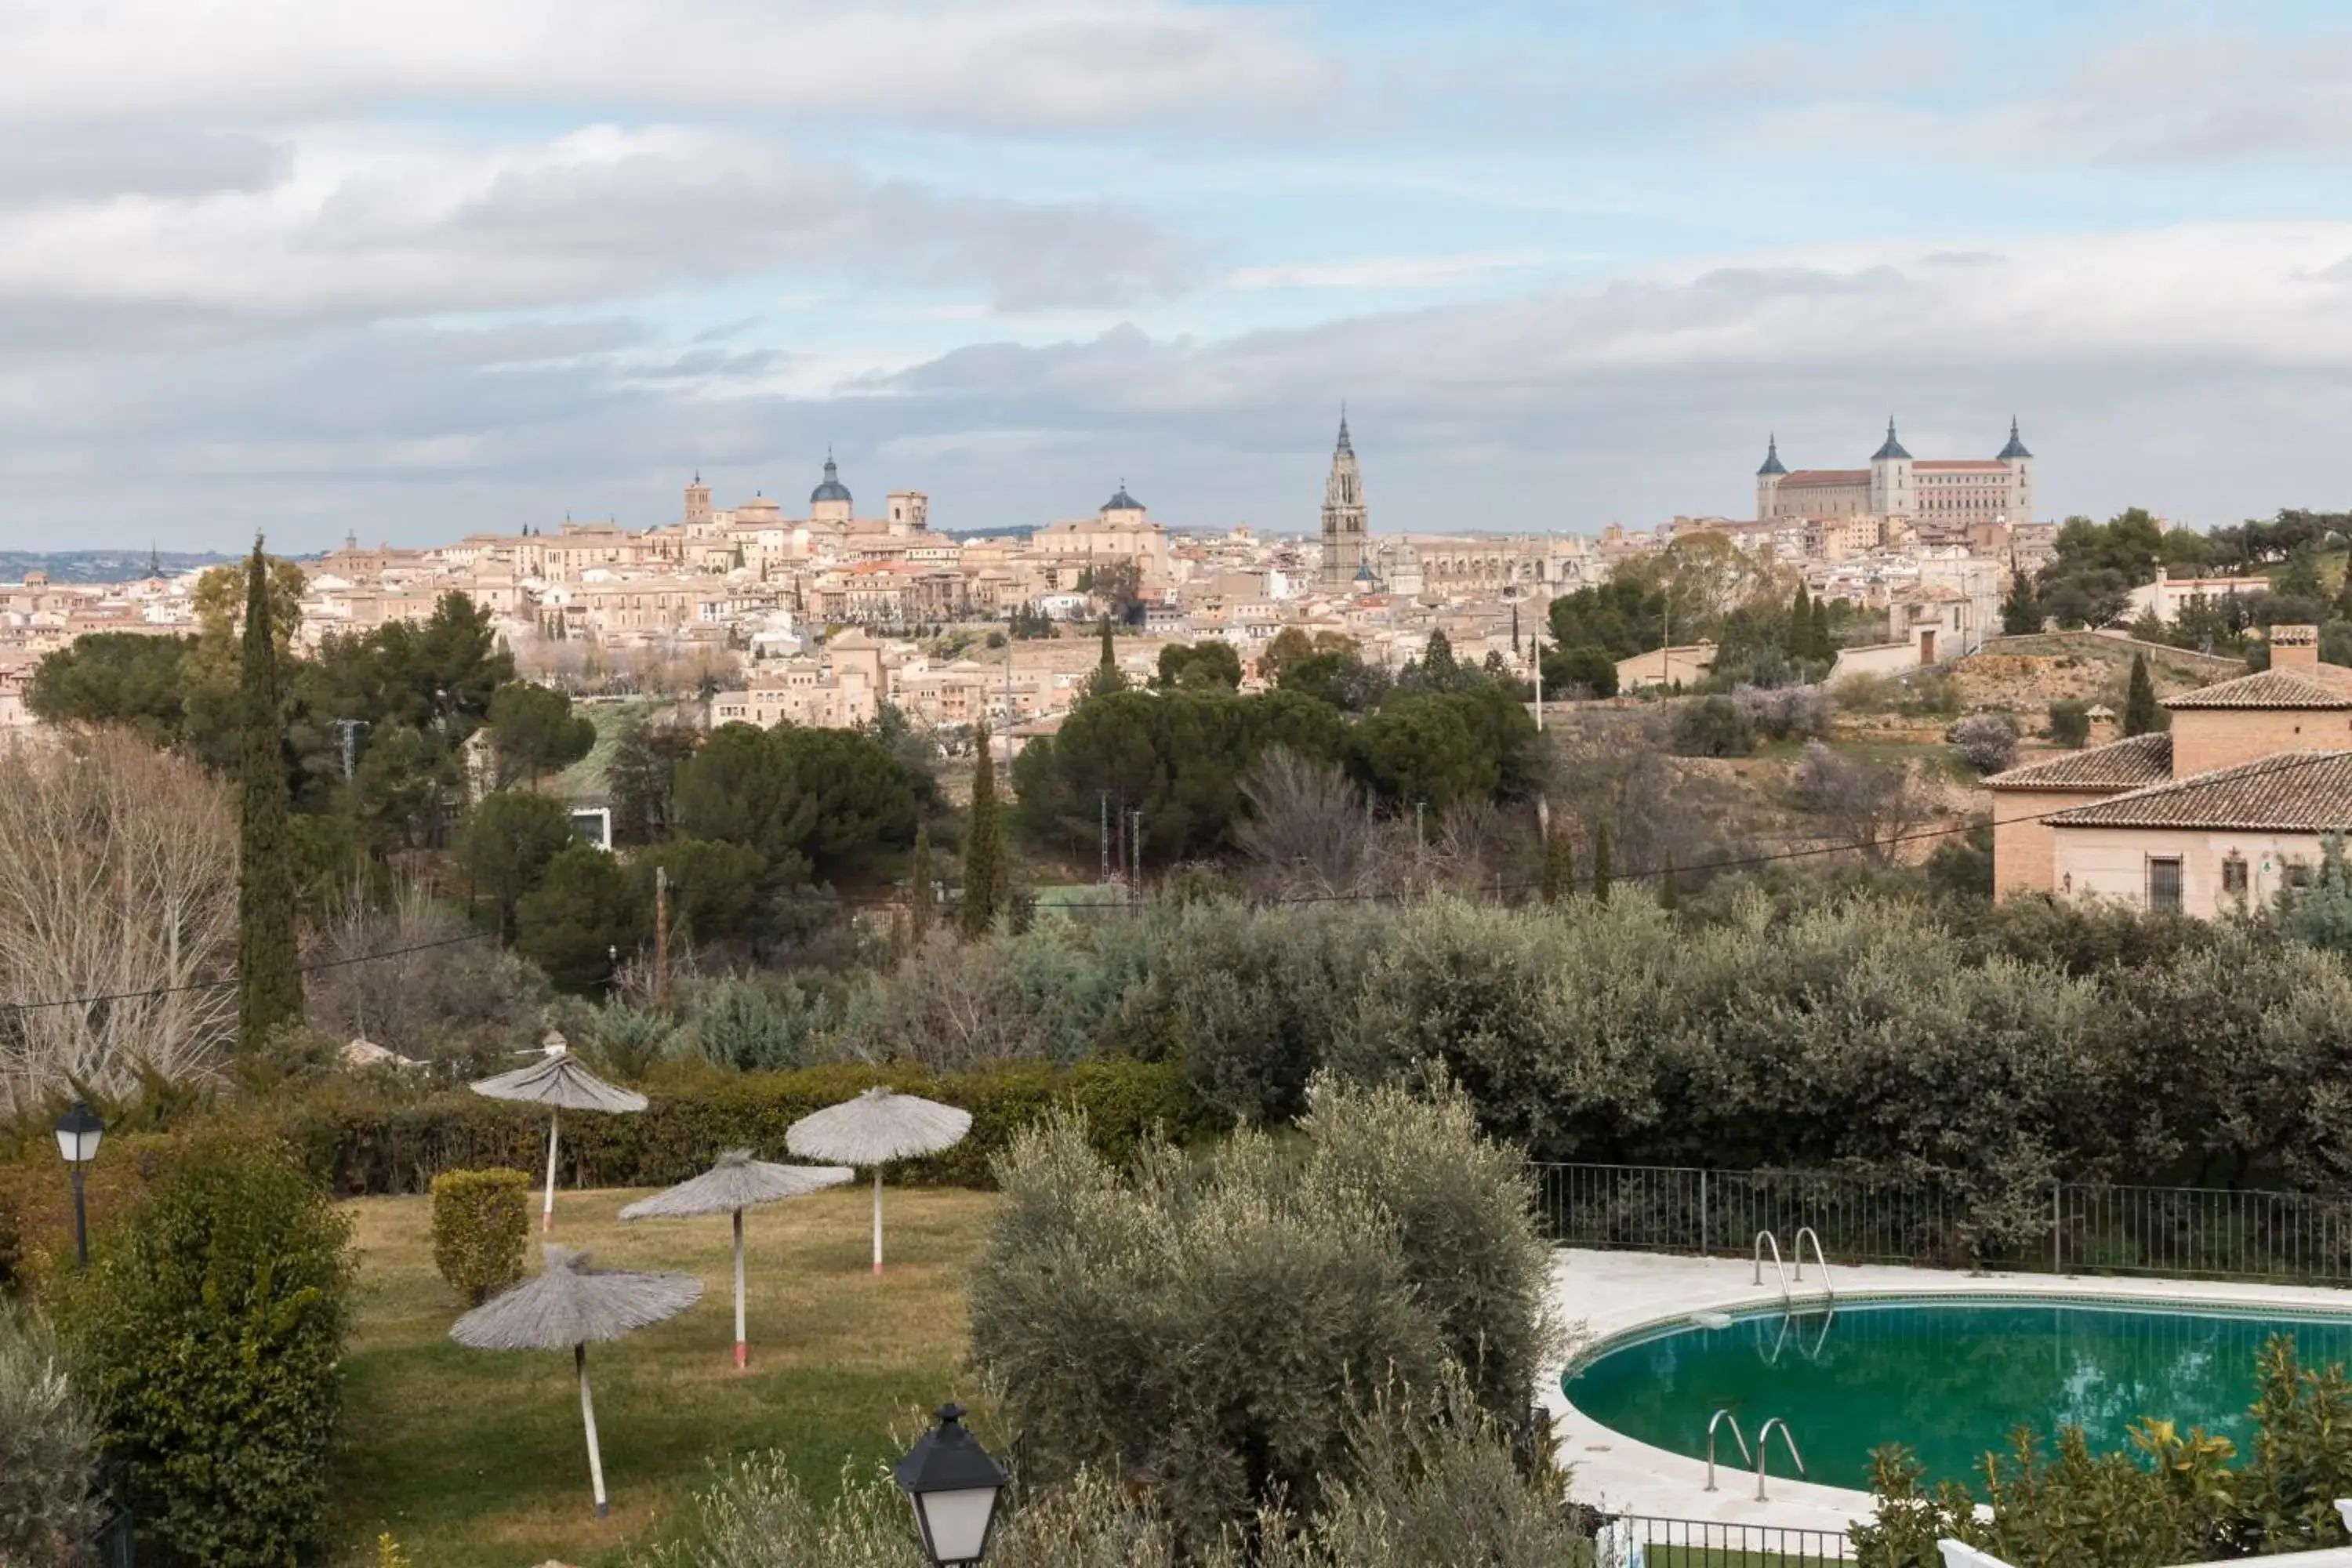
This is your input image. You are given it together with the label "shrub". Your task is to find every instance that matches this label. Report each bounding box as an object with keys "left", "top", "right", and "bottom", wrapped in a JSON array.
[
  {"left": 675, "top": 975, "right": 827, "bottom": 1072},
  {"left": 1947, "top": 711, "right": 2020, "bottom": 774},
  {"left": 2049, "top": 699, "right": 2092, "bottom": 749},
  {"left": 430, "top": 1168, "right": 531, "bottom": 1305},
  {"left": 1734, "top": 682, "right": 1831, "bottom": 742},
  {"left": 69, "top": 1134, "right": 353, "bottom": 1568},
  {"left": 968, "top": 1075, "right": 1555, "bottom": 1544},
  {"left": 1668, "top": 695, "right": 1755, "bottom": 757},
  {"left": 0, "top": 1305, "right": 100, "bottom": 1565}
]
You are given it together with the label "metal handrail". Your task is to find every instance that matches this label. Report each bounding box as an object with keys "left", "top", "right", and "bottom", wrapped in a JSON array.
[
  {"left": 1753, "top": 1230, "right": 1792, "bottom": 1298},
  {"left": 1755, "top": 1417, "right": 1807, "bottom": 1501},
  {"left": 1761, "top": 1303, "right": 1838, "bottom": 1367},
  {"left": 1704, "top": 1408, "right": 1752, "bottom": 1492},
  {"left": 1793, "top": 1226, "right": 1835, "bottom": 1295}
]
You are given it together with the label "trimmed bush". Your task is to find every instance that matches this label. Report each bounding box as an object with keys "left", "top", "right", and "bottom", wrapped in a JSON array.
[
  {"left": 430, "top": 1168, "right": 531, "bottom": 1305},
  {"left": 70, "top": 1134, "right": 353, "bottom": 1568},
  {"left": 279, "top": 1058, "right": 1218, "bottom": 1196}
]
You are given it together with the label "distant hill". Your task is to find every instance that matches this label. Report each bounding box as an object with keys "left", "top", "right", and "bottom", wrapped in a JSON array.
[{"left": 0, "top": 549, "right": 236, "bottom": 583}]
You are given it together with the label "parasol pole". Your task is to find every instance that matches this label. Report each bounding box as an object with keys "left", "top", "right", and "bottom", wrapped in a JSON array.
[
  {"left": 543, "top": 1109, "right": 561, "bottom": 1232},
  {"left": 731, "top": 1208, "right": 747, "bottom": 1371},
  {"left": 577, "top": 1342, "right": 609, "bottom": 1520},
  {"left": 873, "top": 1168, "right": 884, "bottom": 1275}
]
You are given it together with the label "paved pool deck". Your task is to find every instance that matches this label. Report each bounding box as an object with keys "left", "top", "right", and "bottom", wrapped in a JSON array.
[{"left": 1541, "top": 1248, "right": 2352, "bottom": 1537}]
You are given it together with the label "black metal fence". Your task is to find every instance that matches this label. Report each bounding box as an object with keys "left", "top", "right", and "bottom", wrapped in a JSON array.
[
  {"left": 1569, "top": 1511, "right": 1853, "bottom": 1563},
  {"left": 89, "top": 1497, "right": 133, "bottom": 1568},
  {"left": 1534, "top": 1163, "right": 2352, "bottom": 1285}
]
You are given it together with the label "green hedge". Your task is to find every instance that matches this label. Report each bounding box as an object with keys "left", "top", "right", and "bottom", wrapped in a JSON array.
[{"left": 281, "top": 1059, "right": 1219, "bottom": 1196}]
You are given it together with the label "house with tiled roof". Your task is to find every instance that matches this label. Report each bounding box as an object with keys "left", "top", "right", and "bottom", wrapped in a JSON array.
[{"left": 1987, "top": 626, "right": 2352, "bottom": 912}]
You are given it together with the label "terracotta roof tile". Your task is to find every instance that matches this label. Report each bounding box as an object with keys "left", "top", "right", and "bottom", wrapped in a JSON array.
[
  {"left": 1985, "top": 733, "right": 2172, "bottom": 791},
  {"left": 1780, "top": 469, "right": 1869, "bottom": 485},
  {"left": 2162, "top": 669, "right": 2352, "bottom": 710},
  {"left": 2044, "top": 751, "right": 2352, "bottom": 831}
]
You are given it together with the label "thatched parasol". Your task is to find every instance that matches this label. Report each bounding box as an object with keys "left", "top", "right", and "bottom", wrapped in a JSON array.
[
  {"left": 470, "top": 1053, "right": 648, "bottom": 1232},
  {"left": 451, "top": 1245, "right": 702, "bottom": 1519},
  {"left": 619, "top": 1150, "right": 852, "bottom": 1370},
  {"left": 785, "top": 1087, "right": 971, "bottom": 1275}
]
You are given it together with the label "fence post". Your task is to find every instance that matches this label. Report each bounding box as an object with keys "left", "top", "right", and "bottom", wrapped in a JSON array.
[
  {"left": 1698, "top": 1170, "right": 1708, "bottom": 1256},
  {"left": 2053, "top": 1184, "right": 2063, "bottom": 1276}
]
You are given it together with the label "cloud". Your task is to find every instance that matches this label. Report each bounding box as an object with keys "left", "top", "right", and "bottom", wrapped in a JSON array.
[
  {"left": 0, "top": 0, "right": 1328, "bottom": 132},
  {"left": 4, "top": 220, "right": 2351, "bottom": 550},
  {"left": 0, "top": 125, "right": 1202, "bottom": 327},
  {"left": 0, "top": 125, "right": 288, "bottom": 205},
  {"left": 1226, "top": 252, "right": 1551, "bottom": 291}
]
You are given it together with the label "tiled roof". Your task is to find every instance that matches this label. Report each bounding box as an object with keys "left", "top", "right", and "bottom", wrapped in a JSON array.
[
  {"left": 1913, "top": 459, "right": 2010, "bottom": 471},
  {"left": 2161, "top": 669, "right": 2352, "bottom": 710},
  {"left": 2045, "top": 752, "right": 2352, "bottom": 831},
  {"left": 1985, "top": 732, "right": 2172, "bottom": 791},
  {"left": 1781, "top": 469, "right": 1869, "bottom": 485}
]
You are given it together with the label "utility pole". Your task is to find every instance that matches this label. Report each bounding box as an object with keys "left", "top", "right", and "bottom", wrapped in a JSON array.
[
  {"left": 1416, "top": 799, "right": 1428, "bottom": 848},
  {"left": 653, "top": 866, "right": 671, "bottom": 1013},
  {"left": 1099, "top": 791, "right": 1111, "bottom": 884},
  {"left": 330, "top": 717, "right": 369, "bottom": 781},
  {"left": 1128, "top": 808, "right": 1143, "bottom": 904}
]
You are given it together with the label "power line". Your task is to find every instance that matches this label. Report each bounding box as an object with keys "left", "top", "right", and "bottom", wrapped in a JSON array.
[{"left": 0, "top": 930, "right": 496, "bottom": 1017}]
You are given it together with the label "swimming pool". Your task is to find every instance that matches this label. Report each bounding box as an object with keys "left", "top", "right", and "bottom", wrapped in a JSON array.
[{"left": 1563, "top": 1295, "right": 2352, "bottom": 1492}]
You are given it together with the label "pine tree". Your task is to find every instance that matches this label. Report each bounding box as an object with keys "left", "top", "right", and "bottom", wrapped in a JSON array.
[
  {"left": 1659, "top": 852, "right": 1679, "bottom": 912},
  {"left": 235, "top": 536, "right": 301, "bottom": 1052},
  {"left": 1810, "top": 598, "right": 1831, "bottom": 662},
  {"left": 959, "top": 726, "right": 1003, "bottom": 938},
  {"left": 1541, "top": 829, "right": 1575, "bottom": 905},
  {"left": 1787, "top": 583, "right": 1813, "bottom": 661},
  {"left": 1592, "top": 822, "right": 1612, "bottom": 903},
  {"left": 2001, "top": 568, "right": 2041, "bottom": 635},
  {"left": 909, "top": 823, "right": 935, "bottom": 945},
  {"left": 2123, "top": 652, "right": 2162, "bottom": 736}
]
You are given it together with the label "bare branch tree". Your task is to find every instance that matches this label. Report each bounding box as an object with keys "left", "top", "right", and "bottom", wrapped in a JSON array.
[
  {"left": 1236, "top": 747, "right": 1381, "bottom": 897},
  {"left": 0, "top": 732, "right": 237, "bottom": 1115},
  {"left": 1788, "top": 740, "right": 1940, "bottom": 867}
]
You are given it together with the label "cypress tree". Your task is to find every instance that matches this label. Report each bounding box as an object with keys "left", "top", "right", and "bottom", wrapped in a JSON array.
[
  {"left": 909, "top": 823, "right": 935, "bottom": 945},
  {"left": 1787, "top": 583, "right": 1813, "bottom": 661},
  {"left": 1659, "top": 852, "right": 1679, "bottom": 912},
  {"left": 2001, "top": 568, "right": 2042, "bottom": 635},
  {"left": 235, "top": 537, "right": 300, "bottom": 1051},
  {"left": 1541, "top": 829, "right": 1575, "bottom": 905},
  {"left": 960, "top": 725, "right": 1003, "bottom": 938},
  {"left": 1592, "top": 822, "right": 1612, "bottom": 903},
  {"left": 1810, "top": 598, "right": 1831, "bottom": 662},
  {"left": 2123, "top": 652, "right": 2161, "bottom": 736},
  {"left": 1087, "top": 616, "right": 1124, "bottom": 697}
]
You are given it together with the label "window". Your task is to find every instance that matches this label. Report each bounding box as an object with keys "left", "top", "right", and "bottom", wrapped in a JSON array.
[
  {"left": 2222, "top": 854, "right": 2249, "bottom": 898},
  {"left": 2285, "top": 859, "right": 2316, "bottom": 891},
  {"left": 2147, "top": 857, "right": 2183, "bottom": 913}
]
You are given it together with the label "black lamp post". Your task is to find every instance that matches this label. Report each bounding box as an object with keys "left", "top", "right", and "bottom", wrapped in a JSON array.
[
  {"left": 53, "top": 1099, "right": 105, "bottom": 1269},
  {"left": 895, "top": 1402, "right": 1011, "bottom": 1566}
]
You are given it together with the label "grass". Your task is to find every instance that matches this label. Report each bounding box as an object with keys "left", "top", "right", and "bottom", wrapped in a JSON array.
[{"left": 328, "top": 1185, "right": 996, "bottom": 1568}]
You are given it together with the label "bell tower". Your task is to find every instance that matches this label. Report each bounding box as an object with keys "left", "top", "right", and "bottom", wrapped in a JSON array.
[{"left": 1319, "top": 411, "right": 1367, "bottom": 591}]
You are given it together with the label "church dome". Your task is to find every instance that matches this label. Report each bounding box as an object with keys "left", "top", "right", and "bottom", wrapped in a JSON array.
[
  {"left": 1998, "top": 417, "right": 2033, "bottom": 460},
  {"left": 1757, "top": 434, "right": 1788, "bottom": 477},
  {"left": 1102, "top": 482, "right": 1143, "bottom": 512},
  {"left": 1871, "top": 418, "right": 1911, "bottom": 462},
  {"left": 810, "top": 454, "right": 852, "bottom": 506}
]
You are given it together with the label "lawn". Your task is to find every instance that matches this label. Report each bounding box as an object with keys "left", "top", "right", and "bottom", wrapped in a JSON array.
[{"left": 328, "top": 1185, "right": 997, "bottom": 1568}]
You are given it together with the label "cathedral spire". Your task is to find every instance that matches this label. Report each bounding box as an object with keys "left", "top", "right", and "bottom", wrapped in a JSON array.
[
  {"left": 1756, "top": 433, "right": 1787, "bottom": 477},
  {"left": 1336, "top": 405, "right": 1352, "bottom": 457}
]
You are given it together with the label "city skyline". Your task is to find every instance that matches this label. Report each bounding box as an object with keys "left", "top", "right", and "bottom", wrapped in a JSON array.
[{"left": 4, "top": 1, "right": 2352, "bottom": 548}]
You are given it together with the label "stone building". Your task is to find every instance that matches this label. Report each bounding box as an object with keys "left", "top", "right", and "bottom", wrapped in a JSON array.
[
  {"left": 1755, "top": 419, "right": 2035, "bottom": 541},
  {"left": 1319, "top": 413, "right": 1367, "bottom": 591}
]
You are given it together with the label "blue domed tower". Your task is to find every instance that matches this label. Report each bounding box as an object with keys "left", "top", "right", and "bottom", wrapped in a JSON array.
[
  {"left": 1755, "top": 434, "right": 1788, "bottom": 519},
  {"left": 810, "top": 451, "right": 853, "bottom": 524},
  {"left": 1868, "top": 416, "right": 1912, "bottom": 517}
]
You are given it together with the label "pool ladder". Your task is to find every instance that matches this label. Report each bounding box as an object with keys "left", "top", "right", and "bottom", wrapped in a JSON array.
[
  {"left": 1706, "top": 1409, "right": 1808, "bottom": 1500},
  {"left": 1752, "top": 1227, "right": 1835, "bottom": 1303}
]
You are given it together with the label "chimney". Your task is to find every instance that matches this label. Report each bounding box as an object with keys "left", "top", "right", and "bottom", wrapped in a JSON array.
[
  {"left": 2270, "top": 623, "right": 2321, "bottom": 670},
  {"left": 2085, "top": 704, "right": 2119, "bottom": 745}
]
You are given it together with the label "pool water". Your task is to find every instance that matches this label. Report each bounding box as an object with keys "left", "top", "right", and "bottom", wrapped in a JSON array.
[{"left": 1563, "top": 1298, "right": 2352, "bottom": 1491}]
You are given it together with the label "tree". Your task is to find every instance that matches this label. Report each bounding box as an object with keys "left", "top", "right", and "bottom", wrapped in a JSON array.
[
  {"left": 771, "top": 725, "right": 923, "bottom": 879},
  {"left": 607, "top": 713, "right": 695, "bottom": 844},
  {"left": 1085, "top": 616, "right": 1126, "bottom": 698},
  {"left": 2123, "top": 652, "right": 2165, "bottom": 736},
  {"left": 1787, "top": 582, "right": 1813, "bottom": 660},
  {"left": 1947, "top": 712, "right": 2021, "bottom": 775},
  {"left": 2049, "top": 699, "right": 2092, "bottom": 750},
  {"left": 26, "top": 631, "right": 196, "bottom": 746},
  {"left": 1279, "top": 648, "right": 1390, "bottom": 712},
  {"left": 1668, "top": 695, "right": 1755, "bottom": 757},
  {"left": 1659, "top": 852, "right": 1679, "bottom": 911},
  {"left": 235, "top": 539, "right": 301, "bottom": 1054},
  {"left": 2001, "top": 568, "right": 2043, "bottom": 635},
  {"left": 1591, "top": 822, "right": 1611, "bottom": 901},
  {"left": 672, "top": 723, "right": 817, "bottom": 867},
  {"left": 960, "top": 724, "right": 1006, "bottom": 938},
  {"left": 1156, "top": 641, "right": 1243, "bottom": 690},
  {"left": 1812, "top": 597, "right": 1832, "bottom": 661},
  {"left": 1418, "top": 629, "right": 1462, "bottom": 690},
  {"left": 909, "top": 824, "right": 935, "bottom": 943},
  {"left": 1234, "top": 747, "right": 1377, "bottom": 895},
  {"left": 516, "top": 844, "right": 644, "bottom": 993},
  {"left": 1541, "top": 643, "right": 1618, "bottom": 698},
  {"left": 487, "top": 681, "right": 596, "bottom": 787},
  {"left": 1348, "top": 694, "right": 1495, "bottom": 811},
  {"left": 1260, "top": 628, "right": 1359, "bottom": 686},
  {"left": 453, "top": 790, "right": 578, "bottom": 936},
  {"left": 1789, "top": 741, "right": 1938, "bottom": 867}
]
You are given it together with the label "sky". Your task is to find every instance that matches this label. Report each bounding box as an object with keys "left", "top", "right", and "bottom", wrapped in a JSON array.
[{"left": 5, "top": 0, "right": 2352, "bottom": 551}]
